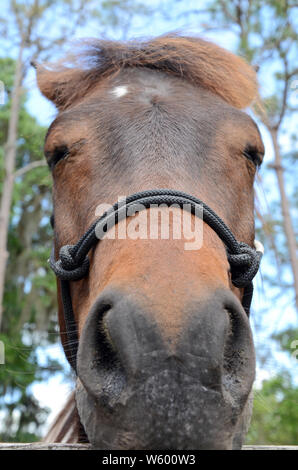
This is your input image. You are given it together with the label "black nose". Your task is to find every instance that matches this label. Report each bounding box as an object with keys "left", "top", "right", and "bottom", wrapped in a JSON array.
[{"left": 77, "top": 288, "right": 255, "bottom": 405}]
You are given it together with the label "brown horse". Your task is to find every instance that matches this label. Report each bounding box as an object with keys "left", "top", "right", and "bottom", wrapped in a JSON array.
[{"left": 37, "top": 35, "right": 264, "bottom": 449}]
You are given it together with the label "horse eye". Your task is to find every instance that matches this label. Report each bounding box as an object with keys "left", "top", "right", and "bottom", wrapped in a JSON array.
[
  {"left": 243, "top": 145, "right": 263, "bottom": 167},
  {"left": 47, "top": 145, "right": 69, "bottom": 169}
]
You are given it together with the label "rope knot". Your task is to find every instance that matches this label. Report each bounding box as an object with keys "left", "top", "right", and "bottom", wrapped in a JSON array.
[
  {"left": 228, "top": 242, "right": 262, "bottom": 288},
  {"left": 50, "top": 244, "right": 90, "bottom": 281},
  {"left": 59, "top": 245, "right": 78, "bottom": 270}
]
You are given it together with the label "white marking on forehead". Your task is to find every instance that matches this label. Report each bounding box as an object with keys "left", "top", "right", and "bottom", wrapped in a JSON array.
[{"left": 111, "top": 85, "right": 128, "bottom": 98}]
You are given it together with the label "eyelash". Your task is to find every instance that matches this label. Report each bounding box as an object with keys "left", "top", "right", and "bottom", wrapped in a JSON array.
[
  {"left": 243, "top": 146, "right": 262, "bottom": 168},
  {"left": 48, "top": 145, "right": 69, "bottom": 170},
  {"left": 47, "top": 144, "right": 262, "bottom": 170}
]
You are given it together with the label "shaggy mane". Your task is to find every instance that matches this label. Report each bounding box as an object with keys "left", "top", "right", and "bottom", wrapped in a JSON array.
[{"left": 37, "top": 34, "right": 258, "bottom": 110}]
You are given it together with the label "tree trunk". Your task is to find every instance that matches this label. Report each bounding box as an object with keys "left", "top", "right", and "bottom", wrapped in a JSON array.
[
  {"left": 0, "top": 41, "right": 24, "bottom": 329},
  {"left": 270, "top": 128, "right": 298, "bottom": 309}
]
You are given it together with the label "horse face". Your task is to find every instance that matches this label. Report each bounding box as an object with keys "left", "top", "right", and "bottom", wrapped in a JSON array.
[{"left": 40, "top": 41, "right": 264, "bottom": 449}]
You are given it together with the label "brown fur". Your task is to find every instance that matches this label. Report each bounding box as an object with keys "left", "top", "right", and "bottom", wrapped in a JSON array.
[{"left": 37, "top": 34, "right": 257, "bottom": 111}]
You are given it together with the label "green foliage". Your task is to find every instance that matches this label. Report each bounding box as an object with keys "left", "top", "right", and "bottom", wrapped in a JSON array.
[
  {"left": 0, "top": 55, "right": 61, "bottom": 441},
  {"left": 247, "top": 372, "right": 298, "bottom": 445},
  {"left": 246, "top": 325, "right": 298, "bottom": 445},
  {"left": 273, "top": 327, "right": 298, "bottom": 359},
  {"left": 0, "top": 328, "right": 63, "bottom": 442}
]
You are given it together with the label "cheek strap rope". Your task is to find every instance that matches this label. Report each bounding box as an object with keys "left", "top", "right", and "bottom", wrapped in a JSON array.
[{"left": 49, "top": 189, "right": 264, "bottom": 372}]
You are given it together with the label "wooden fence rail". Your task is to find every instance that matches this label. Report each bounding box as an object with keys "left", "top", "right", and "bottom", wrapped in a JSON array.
[{"left": 0, "top": 443, "right": 297, "bottom": 450}]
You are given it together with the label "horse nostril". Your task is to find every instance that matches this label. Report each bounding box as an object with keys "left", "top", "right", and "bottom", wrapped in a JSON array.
[
  {"left": 222, "top": 303, "right": 255, "bottom": 403},
  {"left": 94, "top": 302, "right": 118, "bottom": 369},
  {"left": 77, "top": 296, "right": 126, "bottom": 401}
]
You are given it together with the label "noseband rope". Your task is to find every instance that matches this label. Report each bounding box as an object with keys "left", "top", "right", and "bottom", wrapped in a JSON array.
[{"left": 49, "top": 189, "right": 263, "bottom": 372}]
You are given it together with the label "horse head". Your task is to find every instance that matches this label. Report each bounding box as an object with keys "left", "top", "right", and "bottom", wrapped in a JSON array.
[{"left": 37, "top": 36, "right": 264, "bottom": 449}]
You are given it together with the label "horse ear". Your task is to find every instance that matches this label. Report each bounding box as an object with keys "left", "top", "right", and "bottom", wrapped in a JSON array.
[{"left": 35, "top": 63, "right": 87, "bottom": 110}]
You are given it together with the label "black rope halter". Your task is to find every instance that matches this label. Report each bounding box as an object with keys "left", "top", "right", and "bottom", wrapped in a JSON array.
[{"left": 49, "top": 189, "right": 263, "bottom": 373}]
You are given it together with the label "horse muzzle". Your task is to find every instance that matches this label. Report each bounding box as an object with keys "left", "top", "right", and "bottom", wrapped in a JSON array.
[{"left": 75, "top": 287, "right": 255, "bottom": 450}]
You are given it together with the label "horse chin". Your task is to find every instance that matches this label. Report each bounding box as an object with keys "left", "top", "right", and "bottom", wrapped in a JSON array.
[{"left": 75, "top": 370, "right": 251, "bottom": 450}]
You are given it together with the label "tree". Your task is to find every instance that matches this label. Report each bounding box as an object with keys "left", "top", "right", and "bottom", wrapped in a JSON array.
[{"left": 0, "top": 56, "right": 63, "bottom": 441}]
